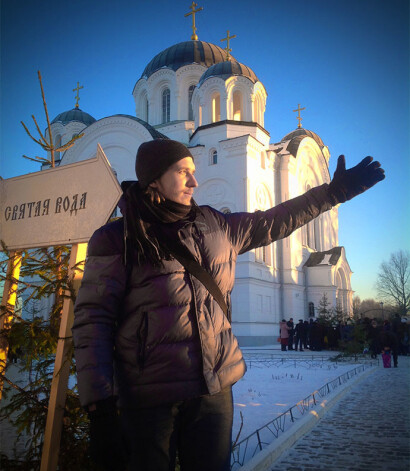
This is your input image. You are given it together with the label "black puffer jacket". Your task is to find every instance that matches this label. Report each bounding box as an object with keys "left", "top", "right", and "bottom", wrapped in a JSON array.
[{"left": 73, "top": 184, "right": 333, "bottom": 408}]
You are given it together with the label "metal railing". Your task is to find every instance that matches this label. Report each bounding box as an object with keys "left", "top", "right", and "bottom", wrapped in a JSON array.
[{"left": 230, "top": 363, "right": 373, "bottom": 469}]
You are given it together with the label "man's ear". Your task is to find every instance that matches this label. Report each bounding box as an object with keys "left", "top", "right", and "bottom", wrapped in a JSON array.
[{"left": 149, "top": 180, "right": 159, "bottom": 189}]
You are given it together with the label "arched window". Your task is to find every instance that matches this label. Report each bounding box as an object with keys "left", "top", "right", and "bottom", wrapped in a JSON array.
[
  {"left": 209, "top": 149, "right": 217, "bottom": 165},
  {"left": 233, "top": 90, "right": 242, "bottom": 121},
  {"left": 255, "top": 246, "right": 266, "bottom": 263},
  {"left": 162, "top": 88, "right": 170, "bottom": 123},
  {"left": 309, "top": 302, "right": 315, "bottom": 317},
  {"left": 221, "top": 207, "right": 231, "bottom": 214},
  {"left": 188, "top": 85, "right": 195, "bottom": 121},
  {"left": 212, "top": 93, "right": 220, "bottom": 123},
  {"left": 253, "top": 97, "right": 259, "bottom": 123},
  {"left": 198, "top": 104, "right": 202, "bottom": 126},
  {"left": 141, "top": 93, "right": 149, "bottom": 122},
  {"left": 145, "top": 96, "right": 149, "bottom": 122}
]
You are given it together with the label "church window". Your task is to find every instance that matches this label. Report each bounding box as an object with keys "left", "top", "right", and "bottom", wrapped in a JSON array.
[
  {"left": 141, "top": 93, "right": 149, "bottom": 122},
  {"left": 145, "top": 96, "right": 149, "bottom": 122},
  {"left": 209, "top": 149, "right": 218, "bottom": 165},
  {"left": 198, "top": 104, "right": 202, "bottom": 126},
  {"left": 265, "top": 296, "right": 272, "bottom": 314},
  {"left": 306, "top": 224, "right": 311, "bottom": 248},
  {"left": 253, "top": 97, "right": 259, "bottom": 123},
  {"left": 188, "top": 85, "right": 195, "bottom": 121},
  {"left": 309, "top": 302, "right": 315, "bottom": 317},
  {"left": 314, "top": 217, "right": 321, "bottom": 251},
  {"left": 212, "top": 93, "right": 221, "bottom": 123},
  {"left": 233, "top": 90, "right": 242, "bottom": 121},
  {"left": 162, "top": 88, "right": 170, "bottom": 123},
  {"left": 255, "top": 246, "right": 266, "bottom": 263},
  {"left": 256, "top": 294, "right": 263, "bottom": 312}
]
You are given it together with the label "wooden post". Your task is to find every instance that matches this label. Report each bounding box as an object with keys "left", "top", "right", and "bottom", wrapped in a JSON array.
[
  {"left": 0, "top": 251, "right": 22, "bottom": 399},
  {"left": 40, "top": 243, "right": 87, "bottom": 471}
]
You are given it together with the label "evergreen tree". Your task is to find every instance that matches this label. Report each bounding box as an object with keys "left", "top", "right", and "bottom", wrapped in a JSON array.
[{"left": 0, "top": 246, "right": 92, "bottom": 470}]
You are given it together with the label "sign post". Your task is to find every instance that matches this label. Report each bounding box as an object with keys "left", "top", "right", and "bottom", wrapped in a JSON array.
[
  {"left": 0, "top": 144, "right": 122, "bottom": 470},
  {"left": 40, "top": 242, "right": 87, "bottom": 471},
  {"left": 0, "top": 251, "right": 22, "bottom": 398}
]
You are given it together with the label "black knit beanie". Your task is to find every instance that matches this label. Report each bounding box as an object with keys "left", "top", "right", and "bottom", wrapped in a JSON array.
[{"left": 135, "top": 139, "right": 194, "bottom": 188}]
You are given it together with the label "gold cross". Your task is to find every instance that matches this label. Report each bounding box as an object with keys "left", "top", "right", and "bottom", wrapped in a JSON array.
[
  {"left": 293, "top": 103, "right": 306, "bottom": 128},
  {"left": 221, "top": 30, "right": 236, "bottom": 60},
  {"left": 73, "top": 82, "right": 84, "bottom": 108},
  {"left": 184, "top": 2, "right": 203, "bottom": 40}
]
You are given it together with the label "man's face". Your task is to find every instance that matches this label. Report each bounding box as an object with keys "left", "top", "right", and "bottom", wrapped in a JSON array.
[{"left": 150, "top": 157, "right": 198, "bottom": 205}]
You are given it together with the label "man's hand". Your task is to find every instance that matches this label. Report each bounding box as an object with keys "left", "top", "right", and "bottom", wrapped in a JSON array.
[{"left": 328, "top": 155, "right": 385, "bottom": 205}]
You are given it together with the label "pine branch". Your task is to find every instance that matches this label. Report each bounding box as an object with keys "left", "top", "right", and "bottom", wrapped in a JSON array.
[
  {"left": 20, "top": 120, "right": 48, "bottom": 149},
  {"left": 31, "top": 114, "right": 49, "bottom": 146}
]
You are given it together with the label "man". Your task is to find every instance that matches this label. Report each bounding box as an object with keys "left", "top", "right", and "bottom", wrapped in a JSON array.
[
  {"left": 294, "top": 319, "right": 305, "bottom": 351},
  {"left": 72, "top": 138, "right": 384, "bottom": 471},
  {"left": 287, "top": 317, "right": 295, "bottom": 350}
]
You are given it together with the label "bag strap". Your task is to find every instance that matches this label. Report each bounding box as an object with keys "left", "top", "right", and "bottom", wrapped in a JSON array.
[
  {"left": 173, "top": 249, "right": 229, "bottom": 318},
  {"left": 161, "top": 237, "right": 229, "bottom": 319}
]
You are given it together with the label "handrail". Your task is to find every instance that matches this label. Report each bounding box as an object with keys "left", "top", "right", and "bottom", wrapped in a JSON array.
[{"left": 230, "top": 362, "right": 374, "bottom": 469}]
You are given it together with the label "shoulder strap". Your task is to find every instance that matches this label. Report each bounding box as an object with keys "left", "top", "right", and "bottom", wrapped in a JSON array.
[
  {"left": 163, "top": 237, "right": 229, "bottom": 319},
  {"left": 173, "top": 249, "right": 229, "bottom": 318}
]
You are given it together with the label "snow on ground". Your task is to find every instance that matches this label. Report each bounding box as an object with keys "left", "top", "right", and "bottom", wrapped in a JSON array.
[{"left": 232, "top": 351, "right": 365, "bottom": 442}]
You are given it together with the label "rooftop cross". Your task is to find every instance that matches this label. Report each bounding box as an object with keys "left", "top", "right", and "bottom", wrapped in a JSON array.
[
  {"left": 293, "top": 103, "right": 306, "bottom": 128},
  {"left": 73, "top": 81, "right": 84, "bottom": 108},
  {"left": 184, "top": 2, "right": 203, "bottom": 41},
  {"left": 221, "top": 30, "right": 236, "bottom": 60}
]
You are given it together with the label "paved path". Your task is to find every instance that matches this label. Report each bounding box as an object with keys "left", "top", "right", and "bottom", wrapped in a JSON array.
[{"left": 268, "top": 356, "right": 410, "bottom": 471}]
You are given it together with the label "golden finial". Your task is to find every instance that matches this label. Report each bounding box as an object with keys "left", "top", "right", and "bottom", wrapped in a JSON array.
[
  {"left": 293, "top": 104, "right": 306, "bottom": 128},
  {"left": 73, "top": 81, "right": 84, "bottom": 108},
  {"left": 221, "top": 30, "right": 236, "bottom": 60},
  {"left": 184, "top": 2, "right": 203, "bottom": 40}
]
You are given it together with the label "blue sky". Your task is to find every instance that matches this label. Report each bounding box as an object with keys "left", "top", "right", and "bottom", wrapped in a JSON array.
[{"left": 1, "top": 0, "right": 409, "bottom": 301}]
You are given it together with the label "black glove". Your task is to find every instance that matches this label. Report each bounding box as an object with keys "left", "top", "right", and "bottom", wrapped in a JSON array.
[
  {"left": 328, "top": 155, "right": 385, "bottom": 205},
  {"left": 88, "top": 397, "right": 128, "bottom": 471}
]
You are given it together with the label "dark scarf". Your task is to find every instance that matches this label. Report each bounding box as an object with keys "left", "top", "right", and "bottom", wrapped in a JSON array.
[{"left": 121, "top": 182, "right": 194, "bottom": 266}]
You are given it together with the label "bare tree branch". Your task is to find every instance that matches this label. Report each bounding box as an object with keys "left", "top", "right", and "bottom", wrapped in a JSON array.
[{"left": 376, "top": 250, "right": 410, "bottom": 316}]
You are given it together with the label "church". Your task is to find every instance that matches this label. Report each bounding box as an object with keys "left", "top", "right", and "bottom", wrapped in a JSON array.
[{"left": 45, "top": 6, "right": 353, "bottom": 346}]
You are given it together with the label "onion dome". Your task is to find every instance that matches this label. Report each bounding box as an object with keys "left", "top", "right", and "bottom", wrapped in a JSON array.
[
  {"left": 281, "top": 128, "right": 324, "bottom": 147},
  {"left": 279, "top": 128, "right": 325, "bottom": 157},
  {"left": 141, "top": 40, "right": 232, "bottom": 79},
  {"left": 51, "top": 108, "right": 96, "bottom": 126},
  {"left": 198, "top": 60, "right": 258, "bottom": 86}
]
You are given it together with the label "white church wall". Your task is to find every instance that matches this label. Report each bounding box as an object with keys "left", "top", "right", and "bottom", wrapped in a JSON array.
[
  {"left": 154, "top": 120, "right": 195, "bottom": 144},
  {"left": 282, "top": 284, "right": 306, "bottom": 320},
  {"left": 61, "top": 116, "right": 155, "bottom": 183}
]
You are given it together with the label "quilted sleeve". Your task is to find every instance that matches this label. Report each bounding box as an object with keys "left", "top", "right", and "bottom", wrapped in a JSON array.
[
  {"left": 224, "top": 184, "right": 333, "bottom": 254},
  {"left": 72, "top": 221, "right": 127, "bottom": 407}
]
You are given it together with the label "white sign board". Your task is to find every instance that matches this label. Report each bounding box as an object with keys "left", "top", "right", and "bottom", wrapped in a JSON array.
[{"left": 0, "top": 144, "right": 122, "bottom": 250}]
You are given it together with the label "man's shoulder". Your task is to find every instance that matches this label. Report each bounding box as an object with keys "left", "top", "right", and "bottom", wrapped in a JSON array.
[{"left": 88, "top": 218, "right": 124, "bottom": 256}]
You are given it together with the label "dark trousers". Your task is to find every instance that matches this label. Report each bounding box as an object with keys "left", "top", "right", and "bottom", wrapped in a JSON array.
[
  {"left": 294, "top": 336, "right": 303, "bottom": 350},
  {"left": 288, "top": 335, "right": 294, "bottom": 349},
  {"left": 121, "top": 388, "right": 233, "bottom": 471}
]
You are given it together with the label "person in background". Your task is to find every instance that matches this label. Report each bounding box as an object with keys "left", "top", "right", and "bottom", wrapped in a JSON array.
[
  {"left": 294, "top": 319, "right": 305, "bottom": 351},
  {"left": 287, "top": 317, "right": 295, "bottom": 350},
  {"left": 279, "top": 319, "right": 291, "bottom": 351}
]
